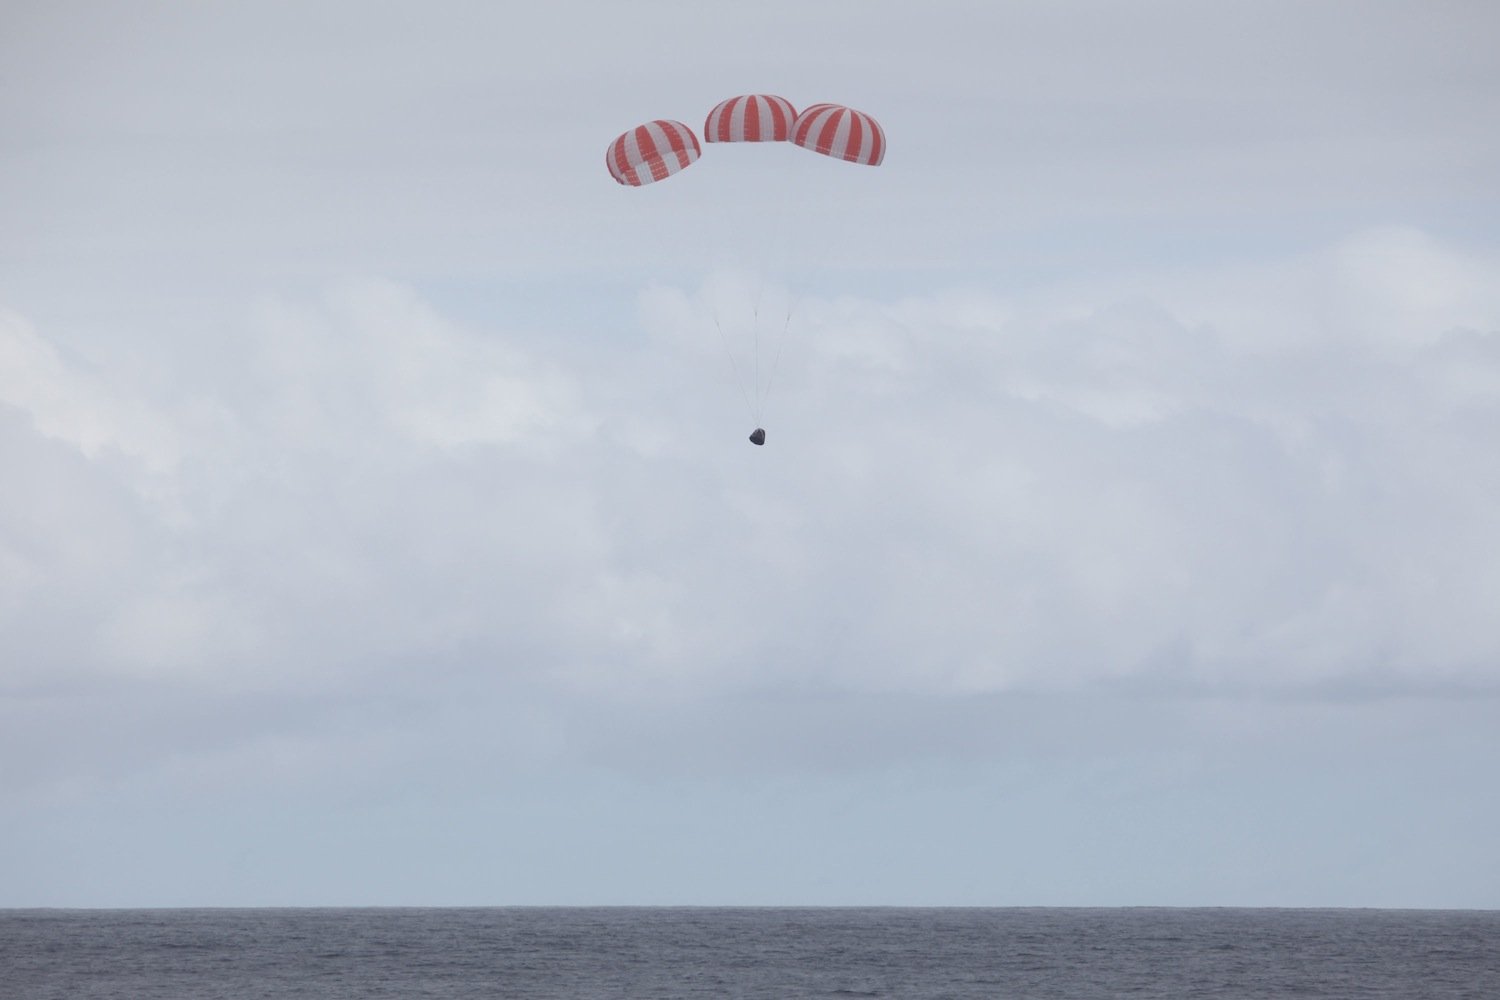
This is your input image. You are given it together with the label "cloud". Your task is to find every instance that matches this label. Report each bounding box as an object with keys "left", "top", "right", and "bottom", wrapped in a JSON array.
[
  {"left": 247, "top": 279, "right": 594, "bottom": 454},
  {"left": 0, "top": 310, "right": 183, "bottom": 474},
  {"left": 4, "top": 228, "right": 1499, "bottom": 813},
  {"left": 637, "top": 228, "right": 1500, "bottom": 699},
  {"left": 2, "top": 281, "right": 598, "bottom": 696}
]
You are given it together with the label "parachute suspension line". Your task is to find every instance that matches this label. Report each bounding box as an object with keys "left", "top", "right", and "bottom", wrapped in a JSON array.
[
  {"left": 740, "top": 274, "right": 776, "bottom": 426},
  {"left": 713, "top": 312, "right": 757, "bottom": 425},
  {"left": 747, "top": 151, "right": 796, "bottom": 428},
  {"left": 752, "top": 288, "right": 762, "bottom": 424},
  {"left": 757, "top": 297, "right": 795, "bottom": 421}
]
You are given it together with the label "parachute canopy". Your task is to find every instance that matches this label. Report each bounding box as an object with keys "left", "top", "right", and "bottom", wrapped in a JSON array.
[
  {"left": 790, "top": 103, "right": 885, "bottom": 165},
  {"left": 605, "top": 99, "right": 885, "bottom": 185},
  {"left": 705, "top": 94, "right": 797, "bottom": 143},
  {"left": 606, "top": 120, "right": 701, "bottom": 186}
]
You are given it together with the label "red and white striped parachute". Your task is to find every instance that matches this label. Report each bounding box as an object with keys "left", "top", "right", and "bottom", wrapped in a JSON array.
[
  {"left": 605, "top": 96, "right": 885, "bottom": 441},
  {"left": 790, "top": 103, "right": 885, "bottom": 166},
  {"left": 704, "top": 94, "right": 797, "bottom": 143},
  {"left": 606, "top": 120, "right": 702, "bottom": 187}
]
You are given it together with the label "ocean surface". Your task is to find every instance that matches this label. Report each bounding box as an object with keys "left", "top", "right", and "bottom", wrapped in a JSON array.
[{"left": 3, "top": 906, "right": 1497, "bottom": 999}]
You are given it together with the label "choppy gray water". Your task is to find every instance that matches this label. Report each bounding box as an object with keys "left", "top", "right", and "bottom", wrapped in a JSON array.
[{"left": 3, "top": 907, "right": 1497, "bottom": 999}]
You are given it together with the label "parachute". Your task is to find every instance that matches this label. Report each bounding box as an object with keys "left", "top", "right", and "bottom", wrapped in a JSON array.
[
  {"left": 789, "top": 104, "right": 886, "bottom": 165},
  {"left": 606, "top": 120, "right": 701, "bottom": 187},
  {"left": 705, "top": 94, "right": 797, "bottom": 143},
  {"left": 607, "top": 97, "right": 885, "bottom": 444}
]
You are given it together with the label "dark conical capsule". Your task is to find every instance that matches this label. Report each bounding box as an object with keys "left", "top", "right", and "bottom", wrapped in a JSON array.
[{"left": 748, "top": 428, "right": 766, "bottom": 446}]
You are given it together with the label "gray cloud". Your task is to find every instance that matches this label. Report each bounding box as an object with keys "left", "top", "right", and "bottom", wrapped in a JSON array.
[{"left": 5, "top": 230, "right": 1498, "bottom": 718}]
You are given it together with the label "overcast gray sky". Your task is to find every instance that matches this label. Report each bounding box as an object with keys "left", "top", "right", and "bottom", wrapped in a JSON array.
[{"left": 3, "top": 1, "right": 1499, "bottom": 908}]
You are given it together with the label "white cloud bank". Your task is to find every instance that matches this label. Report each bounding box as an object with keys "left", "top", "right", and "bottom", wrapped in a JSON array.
[{"left": 4, "top": 228, "right": 1499, "bottom": 720}]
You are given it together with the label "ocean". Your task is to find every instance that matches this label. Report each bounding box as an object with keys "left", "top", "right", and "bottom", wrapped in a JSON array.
[{"left": 2, "top": 906, "right": 1496, "bottom": 999}]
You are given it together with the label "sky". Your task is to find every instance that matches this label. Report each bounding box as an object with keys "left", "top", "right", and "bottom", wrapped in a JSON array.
[{"left": 3, "top": 1, "right": 1499, "bottom": 908}]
